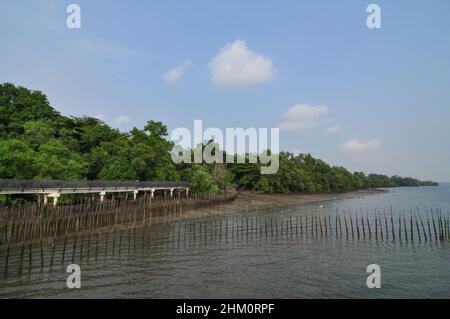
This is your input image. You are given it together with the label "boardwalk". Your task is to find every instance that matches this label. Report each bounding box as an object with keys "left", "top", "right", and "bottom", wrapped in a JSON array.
[{"left": 0, "top": 179, "right": 190, "bottom": 205}]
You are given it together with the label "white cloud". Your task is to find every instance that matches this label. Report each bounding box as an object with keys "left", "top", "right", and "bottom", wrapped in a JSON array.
[
  {"left": 326, "top": 125, "right": 342, "bottom": 135},
  {"left": 93, "top": 114, "right": 106, "bottom": 121},
  {"left": 340, "top": 138, "right": 381, "bottom": 154},
  {"left": 209, "top": 39, "right": 276, "bottom": 87},
  {"left": 113, "top": 115, "right": 131, "bottom": 125},
  {"left": 163, "top": 61, "right": 192, "bottom": 84},
  {"left": 279, "top": 104, "right": 328, "bottom": 131}
]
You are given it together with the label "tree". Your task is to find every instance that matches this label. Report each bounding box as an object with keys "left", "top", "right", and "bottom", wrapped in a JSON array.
[
  {"left": 33, "top": 139, "right": 88, "bottom": 180},
  {"left": 0, "top": 83, "right": 61, "bottom": 138},
  {"left": 23, "top": 120, "right": 56, "bottom": 149},
  {"left": 255, "top": 176, "right": 271, "bottom": 193},
  {"left": 0, "top": 139, "right": 36, "bottom": 179},
  {"left": 0, "top": 82, "right": 437, "bottom": 196},
  {"left": 187, "top": 165, "right": 219, "bottom": 193}
]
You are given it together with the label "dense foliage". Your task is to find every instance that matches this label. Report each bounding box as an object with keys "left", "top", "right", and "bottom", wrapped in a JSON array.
[
  {"left": 0, "top": 83, "right": 438, "bottom": 198},
  {"left": 230, "top": 153, "right": 438, "bottom": 193}
]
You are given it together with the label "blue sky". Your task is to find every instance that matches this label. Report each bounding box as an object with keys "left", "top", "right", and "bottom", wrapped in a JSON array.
[{"left": 1, "top": 0, "right": 449, "bottom": 181}]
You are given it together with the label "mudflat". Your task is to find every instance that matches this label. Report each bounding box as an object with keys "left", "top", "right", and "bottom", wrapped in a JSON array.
[{"left": 182, "top": 188, "right": 387, "bottom": 220}]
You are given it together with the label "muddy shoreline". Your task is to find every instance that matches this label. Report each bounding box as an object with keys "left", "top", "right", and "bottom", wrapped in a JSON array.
[{"left": 182, "top": 188, "right": 388, "bottom": 220}]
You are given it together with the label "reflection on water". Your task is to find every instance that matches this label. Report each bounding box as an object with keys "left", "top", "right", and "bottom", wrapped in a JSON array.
[{"left": 1, "top": 186, "right": 449, "bottom": 298}]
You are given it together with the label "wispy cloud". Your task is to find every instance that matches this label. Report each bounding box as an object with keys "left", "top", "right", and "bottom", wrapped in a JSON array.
[
  {"left": 163, "top": 61, "right": 192, "bottom": 84},
  {"left": 325, "top": 125, "right": 342, "bottom": 135},
  {"left": 209, "top": 39, "right": 276, "bottom": 88},
  {"left": 340, "top": 138, "right": 381, "bottom": 154},
  {"left": 93, "top": 114, "right": 107, "bottom": 121},
  {"left": 113, "top": 115, "right": 131, "bottom": 125},
  {"left": 279, "top": 104, "right": 328, "bottom": 131}
]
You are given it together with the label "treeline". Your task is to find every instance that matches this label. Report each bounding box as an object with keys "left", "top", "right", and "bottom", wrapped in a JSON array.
[
  {"left": 226, "top": 153, "right": 437, "bottom": 193},
  {"left": 0, "top": 83, "right": 438, "bottom": 200}
]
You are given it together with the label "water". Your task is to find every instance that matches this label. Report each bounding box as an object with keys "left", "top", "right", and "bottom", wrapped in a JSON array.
[{"left": 1, "top": 185, "right": 449, "bottom": 298}]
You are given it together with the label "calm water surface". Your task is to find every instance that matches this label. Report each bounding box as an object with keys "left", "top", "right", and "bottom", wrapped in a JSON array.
[{"left": 1, "top": 185, "right": 449, "bottom": 298}]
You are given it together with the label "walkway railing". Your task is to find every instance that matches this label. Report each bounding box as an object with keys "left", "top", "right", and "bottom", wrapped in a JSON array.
[{"left": 0, "top": 179, "right": 189, "bottom": 193}]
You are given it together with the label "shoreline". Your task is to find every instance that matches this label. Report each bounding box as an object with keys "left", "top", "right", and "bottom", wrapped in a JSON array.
[
  {"left": 235, "top": 188, "right": 387, "bottom": 207},
  {"left": 181, "top": 188, "right": 388, "bottom": 220}
]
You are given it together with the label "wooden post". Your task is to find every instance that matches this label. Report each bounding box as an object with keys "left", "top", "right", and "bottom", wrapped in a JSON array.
[
  {"left": 344, "top": 214, "right": 349, "bottom": 239},
  {"left": 62, "top": 235, "right": 67, "bottom": 265},
  {"left": 366, "top": 214, "right": 371, "bottom": 239}
]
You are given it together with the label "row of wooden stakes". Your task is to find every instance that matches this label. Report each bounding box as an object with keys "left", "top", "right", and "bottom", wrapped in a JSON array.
[
  {"left": 0, "top": 191, "right": 236, "bottom": 247},
  {"left": 1, "top": 207, "right": 449, "bottom": 279}
]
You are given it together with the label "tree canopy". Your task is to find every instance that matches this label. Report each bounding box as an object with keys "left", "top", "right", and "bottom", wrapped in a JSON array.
[{"left": 0, "top": 83, "right": 438, "bottom": 197}]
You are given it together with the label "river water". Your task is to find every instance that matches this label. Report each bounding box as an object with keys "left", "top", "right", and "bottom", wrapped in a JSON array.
[{"left": 1, "top": 185, "right": 449, "bottom": 298}]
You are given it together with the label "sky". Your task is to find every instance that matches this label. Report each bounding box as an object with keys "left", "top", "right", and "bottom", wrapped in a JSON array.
[{"left": 1, "top": 0, "right": 449, "bottom": 182}]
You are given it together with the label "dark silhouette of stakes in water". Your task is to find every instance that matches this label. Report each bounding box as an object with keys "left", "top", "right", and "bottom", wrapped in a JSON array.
[{"left": 1, "top": 205, "right": 449, "bottom": 279}]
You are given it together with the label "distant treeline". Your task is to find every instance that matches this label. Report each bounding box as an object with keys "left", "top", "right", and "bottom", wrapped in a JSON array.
[{"left": 0, "top": 83, "right": 438, "bottom": 201}]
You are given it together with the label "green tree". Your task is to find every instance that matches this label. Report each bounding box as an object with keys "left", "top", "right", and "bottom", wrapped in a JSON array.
[
  {"left": 0, "top": 82, "right": 437, "bottom": 196},
  {"left": 33, "top": 139, "right": 88, "bottom": 180},
  {"left": 0, "top": 139, "right": 36, "bottom": 179},
  {"left": 186, "top": 165, "right": 219, "bottom": 193},
  {"left": 0, "top": 83, "right": 61, "bottom": 138},
  {"left": 255, "top": 176, "right": 271, "bottom": 193},
  {"left": 23, "top": 120, "right": 56, "bottom": 149}
]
